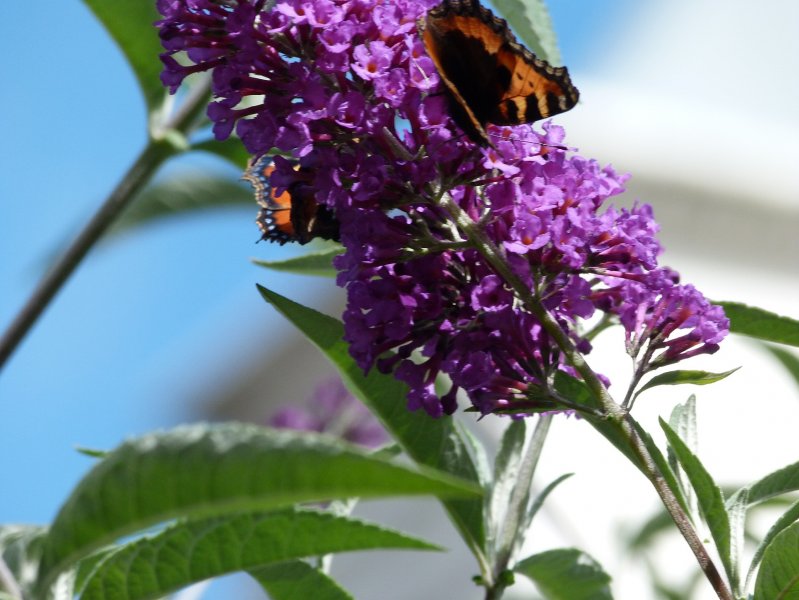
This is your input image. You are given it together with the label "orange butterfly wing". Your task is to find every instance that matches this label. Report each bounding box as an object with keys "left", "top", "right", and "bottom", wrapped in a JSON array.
[
  {"left": 244, "top": 156, "right": 340, "bottom": 245},
  {"left": 421, "top": 0, "right": 579, "bottom": 146}
]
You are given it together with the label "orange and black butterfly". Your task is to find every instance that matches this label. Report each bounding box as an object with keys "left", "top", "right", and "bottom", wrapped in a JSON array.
[
  {"left": 420, "top": 0, "right": 579, "bottom": 146},
  {"left": 243, "top": 155, "right": 340, "bottom": 245}
]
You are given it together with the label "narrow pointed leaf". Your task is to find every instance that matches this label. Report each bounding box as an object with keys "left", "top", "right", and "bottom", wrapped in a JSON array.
[
  {"left": 82, "top": 0, "right": 166, "bottom": 111},
  {"left": 753, "top": 522, "right": 799, "bottom": 600},
  {"left": 78, "top": 509, "right": 437, "bottom": 600},
  {"left": 257, "top": 285, "right": 488, "bottom": 566},
  {"left": 660, "top": 419, "right": 733, "bottom": 585},
  {"left": 747, "top": 499, "right": 799, "bottom": 589},
  {"left": 108, "top": 174, "right": 252, "bottom": 238},
  {"left": 453, "top": 420, "right": 491, "bottom": 490},
  {"left": 251, "top": 560, "right": 353, "bottom": 600},
  {"left": 495, "top": 415, "right": 552, "bottom": 574},
  {"left": 748, "top": 460, "right": 799, "bottom": 505},
  {"left": 493, "top": 0, "right": 562, "bottom": 65},
  {"left": 37, "top": 424, "right": 477, "bottom": 592},
  {"left": 668, "top": 397, "right": 699, "bottom": 517},
  {"left": 636, "top": 422, "right": 690, "bottom": 516},
  {"left": 515, "top": 548, "right": 613, "bottom": 600},
  {"left": 727, "top": 488, "right": 748, "bottom": 596},
  {"left": 192, "top": 138, "right": 251, "bottom": 170},
  {"left": 490, "top": 420, "right": 533, "bottom": 572},
  {"left": 762, "top": 344, "right": 799, "bottom": 393},
  {"left": 624, "top": 509, "right": 679, "bottom": 551},
  {"left": 74, "top": 447, "right": 108, "bottom": 459},
  {"left": 635, "top": 369, "right": 739, "bottom": 401},
  {"left": 253, "top": 247, "right": 343, "bottom": 278},
  {"left": 718, "top": 301, "right": 799, "bottom": 347},
  {"left": 511, "top": 473, "right": 574, "bottom": 569},
  {"left": 522, "top": 473, "right": 573, "bottom": 536},
  {"left": 669, "top": 397, "right": 698, "bottom": 455},
  {"left": 489, "top": 420, "right": 527, "bottom": 549}
]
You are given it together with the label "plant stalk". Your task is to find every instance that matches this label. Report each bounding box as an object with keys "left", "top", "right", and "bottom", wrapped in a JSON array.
[
  {"left": 488, "top": 415, "right": 553, "bottom": 600},
  {"left": 440, "top": 193, "right": 734, "bottom": 600},
  {"left": 0, "top": 79, "right": 211, "bottom": 372}
]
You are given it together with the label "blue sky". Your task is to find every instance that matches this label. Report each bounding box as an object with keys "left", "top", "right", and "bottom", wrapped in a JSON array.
[{"left": 0, "top": 0, "right": 632, "bottom": 527}]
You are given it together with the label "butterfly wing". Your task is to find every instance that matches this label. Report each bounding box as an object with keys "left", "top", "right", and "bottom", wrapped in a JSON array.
[
  {"left": 489, "top": 41, "right": 579, "bottom": 126},
  {"left": 243, "top": 155, "right": 296, "bottom": 245},
  {"left": 422, "top": 5, "right": 505, "bottom": 145},
  {"left": 244, "top": 155, "right": 340, "bottom": 245},
  {"left": 422, "top": 0, "right": 579, "bottom": 145}
]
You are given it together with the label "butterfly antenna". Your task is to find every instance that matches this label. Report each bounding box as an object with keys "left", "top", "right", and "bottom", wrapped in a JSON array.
[{"left": 487, "top": 130, "right": 569, "bottom": 152}]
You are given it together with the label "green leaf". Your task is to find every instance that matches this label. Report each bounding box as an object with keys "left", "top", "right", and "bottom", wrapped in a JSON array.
[
  {"left": 520, "top": 473, "right": 573, "bottom": 549},
  {"left": 515, "top": 548, "right": 613, "bottom": 600},
  {"left": 668, "top": 397, "right": 699, "bottom": 517},
  {"left": 753, "top": 522, "right": 799, "bottom": 600},
  {"left": 251, "top": 560, "right": 353, "bottom": 600},
  {"left": 192, "top": 137, "right": 252, "bottom": 170},
  {"left": 668, "top": 397, "right": 698, "bottom": 454},
  {"left": 36, "top": 423, "right": 478, "bottom": 593},
  {"left": 635, "top": 368, "right": 739, "bottom": 401},
  {"left": 493, "top": 0, "right": 562, "bottom": 65},
  {"left": 748, "top": 460, "right": 799, "bottom": 505},
  {"left": 453, "top": 419, "right": 491, "bottom": 490},
  {"left": 488, "top": 421, "right": 527, "bottom": 550},
  {"left": 660, "top": 419, "right": 735, "bottom": 589},
  {"left": 623, "top": 508, "right": 680, "bottom": 551},
  {"left": 108, "top": 173, "right": 253, "bottom": 238},
  {"left": 256, "top": 285, "right": 489, "bottom": 568},
  {"left": 74, "top": 447, "right": 108, "bottom": 459},
  {"left": 718, "top": 301, "right": 799, "bottom": 347},
  {"left": 78, "top": 509, "right": 437, "bottom": 600},
  {"left": 747, "top": 499, "right": 799, "bottom": 590},
  {"left": 489, "top": 420, "right": 534, "bottom": 572},
  {"left": 633, "top": 421, "right": 690, "bottom": 516},
  {"left": 727, "top": 488, "right": 749, "bottom": 598},
  {"left": 253, "top": 247, "right": 343, "bottom": 278},
  {"left": 82, "top": 0, "right": 166, "bottom": 112},
  {"left": 74, "top": 548, "right": 119, "bottom": 595},
  {"left": 762, "top": 344, "right": 799, "bottom": 393},
  {"left": 525, "top": 473, "right": 573, "bottom": 526}
]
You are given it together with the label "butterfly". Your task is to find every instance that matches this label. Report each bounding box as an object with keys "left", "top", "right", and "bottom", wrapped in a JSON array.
[
  {"left": 420, "top": 0, "right": 579, "bottom": 146},
  {"left": 243, "top": 155, "right": 340, "bottom": 245}
]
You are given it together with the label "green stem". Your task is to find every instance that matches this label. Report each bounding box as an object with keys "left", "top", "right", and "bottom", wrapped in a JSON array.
[
  {"left": 619, "top": 414, "right": 734, "bottom": 600},
  {"left": 489, "top": 415, "right": 553, "bottom": 600},
  {"left": 439, "top": 192, "right": 617, "bottom": 413},
  {"left": 0, "top": 79, "right": 211, "bottom": 372},
  {"left": 438, "top": 193, "right": 734, "bottom": 600}
]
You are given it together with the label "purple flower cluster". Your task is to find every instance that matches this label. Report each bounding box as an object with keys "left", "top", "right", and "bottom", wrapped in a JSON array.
[
  {"left": 157, "top": 0, "right": 729, "bottom": 417},
  {"left": 270, "top": 377, "right": 388, "bottom": 448},
  {"left": 598, "top": 274, "right": 729, "bottom": 370}
]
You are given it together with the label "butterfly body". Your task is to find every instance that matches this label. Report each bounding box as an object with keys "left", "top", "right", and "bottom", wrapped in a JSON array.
[{"left": 421, "top": 0, "right": 579, "bottom": 146}]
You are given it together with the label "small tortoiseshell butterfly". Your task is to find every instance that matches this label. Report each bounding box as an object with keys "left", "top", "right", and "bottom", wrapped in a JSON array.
[
  {"left": 243, "top": 155, "right": 340, "bottom": 245},
  {"left": 420, "top": 0, "right": 579, "bottom": 146}
]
